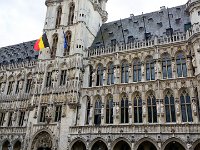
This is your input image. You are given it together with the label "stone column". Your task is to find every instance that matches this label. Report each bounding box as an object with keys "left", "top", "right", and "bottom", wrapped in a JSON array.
[
  {"left": 113, "top": 93, "right": 120, "bottom": 124},
  {"left": 114, "top": 65, "right": 120, "bottom": 84},
  {"left": 174, "top": 89, "right": 181, "bottom": 123},
  {"left": 189, "top": 87, "right": 198, "bottom": 123},
  {"left": 187, "top": 56, "right": 193, "bottom": 77},
  {"left": 129, "top": 65, "right": 132, "bottom": 83},
  {"left": 92, "top": 69, "right": 96, "bottom": 87},
  {"left": 142, "top": 91, "right": 147, "bottom": 124},
  {"left": 141, "top": 61, "right": 145, "bottom": 82},
  {"left": 89, "top": 96, "right": 94, "bottom": 125},
  {"left": 171, "top": 58, "right": 176, "bottom": 79},
  {"left": 128, "top": 93, "right": 133, "bottom": 124}
]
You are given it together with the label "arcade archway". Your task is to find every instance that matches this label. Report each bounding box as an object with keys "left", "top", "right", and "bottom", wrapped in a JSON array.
[
  {"left": 137, "top": 141, "right": 157, "bottom": 150},
  {"left": 31, "top": 131, "right": 52, "bottom": 150},
  {"left": 194, "top": 143, "right": 200, "bottom": 150},
  {"left": 113, "top": 140, "right": 131, "bottom": 150},
  {"left": 91, "top": 140, "right": 108, "bottom": 150},
  {"left": 164, "top": 141, "right": 185, "bottom": 150},
  {"left": 2, "top": 140, "right": 10, "bottom": 150},
  {"left": 13, "top": 141, "right": 21, "bottom": 150},
  {"left": 72, "top": 140, "right": 86, "bottom": 150}
]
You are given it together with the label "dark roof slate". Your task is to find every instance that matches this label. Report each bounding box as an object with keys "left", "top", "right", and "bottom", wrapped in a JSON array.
[
  {"left": 92, "top": 5, "right": 190, "bottom": 48},
  {"left": 0, "top": 40, "right": 39, "bottom": 65}
]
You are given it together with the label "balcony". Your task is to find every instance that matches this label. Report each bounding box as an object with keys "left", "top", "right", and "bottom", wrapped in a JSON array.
[
  {"left": 0, "top": 93, "right": 32, "bottom": 102},
  {"left": 69, "top": 124, "right": 200, "bottom": 135},
  {"left": 186, "top": 23, "right": 200, "bottom": 40},
  {"left": 0, "top": 127, "right": 26, "bottom": 135},
  {"left": 88, "top": 33, "right": 186, "bottom": 57}
]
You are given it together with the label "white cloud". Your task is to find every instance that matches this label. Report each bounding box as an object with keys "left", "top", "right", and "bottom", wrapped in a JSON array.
[{"left": 0, "top": 0, "right": 188, "bottom": 47}]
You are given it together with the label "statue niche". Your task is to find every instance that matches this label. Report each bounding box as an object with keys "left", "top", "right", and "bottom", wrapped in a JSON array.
[{"left": 31, "top": 131, "right": 52, "bottom": 150}]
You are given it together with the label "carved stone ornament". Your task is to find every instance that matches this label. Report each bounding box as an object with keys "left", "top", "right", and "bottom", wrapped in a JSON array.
[{"left": 31, "top": 131, "right": 52, "bottom": 150}]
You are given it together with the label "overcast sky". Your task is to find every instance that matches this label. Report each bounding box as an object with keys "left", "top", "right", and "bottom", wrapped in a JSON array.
[{"left": 0, "top": 0, "right": 187, "bottom": 47}]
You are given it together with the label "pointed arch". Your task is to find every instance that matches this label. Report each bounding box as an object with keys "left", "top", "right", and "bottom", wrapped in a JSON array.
[
  {"left": 133, "top": 91, "right": 143, "bottom": 123},
  {"left": 106, "top": 94, "right": 113, "bottom": 124},
  {"left": 94, "top": 95, "right": 102, "bottom": 125},
  {"left": 64, "top": 30, "right": 72, "bottom": 56},
  {"left": 51, "top": 34, "right": 58, "bottom": 59},
  {"left": 121, "top": 60, "right": 129, "bottom": 83},
  {"left": 107, "top": 62, "right": 114, "bottom": 85},
  {"left": 176, "top": 51, "right": 187, "bottom": 77},
  {"left": 68, "top": 2, "right": 75, "bottom": 25},
  {"left": 164, "top": 89, "right": 176, "bottom": 123},
  {"left": 133, "top": 58, "right": 141, "bottom": 82},
  {"left": 146, "top": 90, "right": 157, "bottom": 123},
  {"left": 161, "top": 52, "right": 172, "bottom": 79},
  {"left": 96, "top": 63, "right": 104, "bottom": 86},
  {"left": 120, "top": 93, "right": 129, "bottom": 123},
  {"left": 55, "top": 6, "right": 62, "bottom": 28}
]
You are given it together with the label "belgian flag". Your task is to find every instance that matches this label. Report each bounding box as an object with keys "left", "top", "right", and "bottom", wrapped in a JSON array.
[{"left": 34, "top": 33, "right": 50, "bottom": 51}]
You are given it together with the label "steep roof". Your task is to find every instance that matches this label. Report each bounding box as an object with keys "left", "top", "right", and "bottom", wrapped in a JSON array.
[
  {"left": 92, "top": 5, "right": 190, "bottom": 48},
  {"left": 0, "top": 40, "right": 39, "bottom": 65}
]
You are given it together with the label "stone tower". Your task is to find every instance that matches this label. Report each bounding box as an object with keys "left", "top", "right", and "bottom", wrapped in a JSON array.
[{"left": 39, "top": 0, "right": 108, "bottom": 59}]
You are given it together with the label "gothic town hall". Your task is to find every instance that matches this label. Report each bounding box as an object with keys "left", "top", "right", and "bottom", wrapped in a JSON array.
[{"left": 0, "top": 0, "right": 200, "bottom": 150}]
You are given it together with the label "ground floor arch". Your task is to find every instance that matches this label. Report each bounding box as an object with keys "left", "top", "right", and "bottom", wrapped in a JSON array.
[
  {"left": 13, "top": 141, "right": 22, "bottom": 150},
  {"left": 31, "top": 131, "right": 52, "bottom": 150},
  {"left": 2, "top": 140, "right": 11, "bottom": 150},
  {"left": 164, "top": 141, "right": 185, "bottom": 150},
  {"left": 137, "top": 141, "right": 157, "bottom": 150},
  {"left": 194, "top": 143, "right": 200, "bottom": 150},
  {"left": 91, "top": 140, "right": 108, "bottom": 150},
  {"left": 72, "top": 140, "right": 86, "bottom": 150},
  {"left": 113, "top": 140, "right": 131, "bottom": 150}
]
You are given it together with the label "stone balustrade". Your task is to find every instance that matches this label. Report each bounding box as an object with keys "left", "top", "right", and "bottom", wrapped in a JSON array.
[
  {"left": 0, "top": 93, "right": 32, "bottom": 102},
  {"left": 0, "top": 61, "right": 36, "bottom": 71},
  {"left": 88, "top": 33, "right": 186, "bottom": 57},
  {"left": 69, "top": 124, "right": 200, "bottom": 135},
  {"left": 186, "top": 23, "right": 200, "bottom": 39},
  {"left": 0, "top": 127, "right": 26, "bottom": 135}
]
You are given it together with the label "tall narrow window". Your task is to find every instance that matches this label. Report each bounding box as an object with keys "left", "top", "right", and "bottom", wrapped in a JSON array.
[
  {"left": 89, "top": 65, "right": 93, "bottom": 87},
  {"left": 60, "top": 70, "right": 67, "bottom": 85},
  {"left": 133, "top": 93, "right": 143, "bottom": 123},
  {"left": 121, "top": 93, "right": 129, "bottom": 123},
  {"left": 146, "top": 57, "right": 155, "bottom": 81},
  {"left": 147, "top": 93, "right": 157, "bottom": 123},
  {"left": 86, "top": 97, "right": 90, "bottom": 125},
  {"left": 162, "top": 54, "right": 172, "bottom": 79},
  {"left": 7, "top": 81, "right": 14, "bottom": 95},
  {"left": 164, "top": 91, "right": 176, "bottom": 122},
  {"left": 54, "top": 106, "right": 62, "bottom": 122},
  {"left": 18, "top": 111, "right": 25, "bottom": 126},
  {"left": 94, "top": 97, "right": 102, "bottom": 125},
  {"left": 64, "top": 31, "right": 72, "bottom": 56},
  {"left": 25, "top": 79, "right": 32, "bottom": 93},
  {"left": 40, "top": 106, "right": 47, "bottom": 123},
  {"left": 0, "top": 112, "right": 5, "bottom": 126},
  {"left": 68, "top": 3, "right": 75, "bottom": 25},
  {"left": 96, "top": 64, "right": 103, "bottom": 86},
  {"left": 176, "top": 52, "right": 187, "bottom": 77},
  {"left": 15, "top": 81, "right": 20, "bottom": 94},
  {"left": 180, "top": 90, "right": 193, "bottom": 122},
  {"left": 107, "top": 63, "right": 114, "bottom": 85},
  {"left": 133, "top": 59, "right": 141, "bottom": 82},
  {"left": 55, "top": 6, "right": 62, "bottom": 28},
  {"left": 51, "top": 34, "right": 58, "bottom": 59},
  {"left": 121, "top": 61, "right": 129, "bottom": 83},
  {"left": 46, "top": 72, "right": 52, "bottom": 87},
  {"left": 106, "top": 95, "right": 113, "bottom": 124},
  {"left": 8, "top": 112, "right": 13, "bottom": 126}
]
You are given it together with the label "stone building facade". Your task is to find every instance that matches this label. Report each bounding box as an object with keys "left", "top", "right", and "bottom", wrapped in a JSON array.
[{"left": 0, "top": 0, "right": 200, "bottom": 150}]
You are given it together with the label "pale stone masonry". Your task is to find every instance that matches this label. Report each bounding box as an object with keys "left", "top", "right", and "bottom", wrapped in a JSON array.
[{"left": 0, "top": 0, "right": 200, "bottom": 150}]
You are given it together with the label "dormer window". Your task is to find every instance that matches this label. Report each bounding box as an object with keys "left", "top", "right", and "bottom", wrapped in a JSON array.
[
  {"left": 139, "top": 27, "right": 144, "bottom": 32},
  {"left": 175, "top": 18, "right": 181, "bottom": 24},
  {"left": 198, "top": 11, "right": 200, "bottom": 16}
]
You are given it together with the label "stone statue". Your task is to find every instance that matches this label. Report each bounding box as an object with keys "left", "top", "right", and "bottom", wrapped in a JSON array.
[{"left": 92, "top": 72, "right": 95, "bottom": 81}]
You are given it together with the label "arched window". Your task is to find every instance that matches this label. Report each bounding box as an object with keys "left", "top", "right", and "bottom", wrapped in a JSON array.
[
  {"left": 94, "top": 97, "right": 102, "bottom": 125},
  {"left": 68, "top": 3, "right": 75, "bottom": 25},
  {"left": 51, "top": 34, "right": 58, "bottom": 59},
  {"left": 96, "top": 64, "right": 104, "bottom": 86},
  {"left": 63, "top": 31, "right": 71, "bottom": 56},
  {"left": 180, "top": 90, "right": 193, "bottom": 122},
  {"left": 146, "top": 56, "right": 155, "bottom": 81},
  {"left": 164, "top": 91, "right": 176, "bottom": 122},
  {"left": 176, "top": 52, "right": 187, "bottom": 77},
  {"left": 133, "top": 93, "right": 143, "bottom": 123},
  {"left": 121, "top": 93, "right": 129, "bottom": 123},
  {"left": 55, "top": 6, "right": 62, "bottom": 28},
  {"left": 133, "top": 59, "right": 141, "bottom": 82},
  {"left": 89, "top": 65, "right": 93, "bottom": 87},
  {"left": 147, "top": 93, "right": 157, "bottom": 123},
  {"left": 106, "top": 95, "right": 113, "bottom": 124},
  {"left": 107, "top": 63, "right": 114, "bottom": 85},
  {"left": 86, "top": 97, "right": 90, "bottom": 125},
  {"left": 162, "top": 54, "right": 172, "bottom": 79},
  {"left": 121, "top": 61, "right": 129, "bottom": 83}
]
